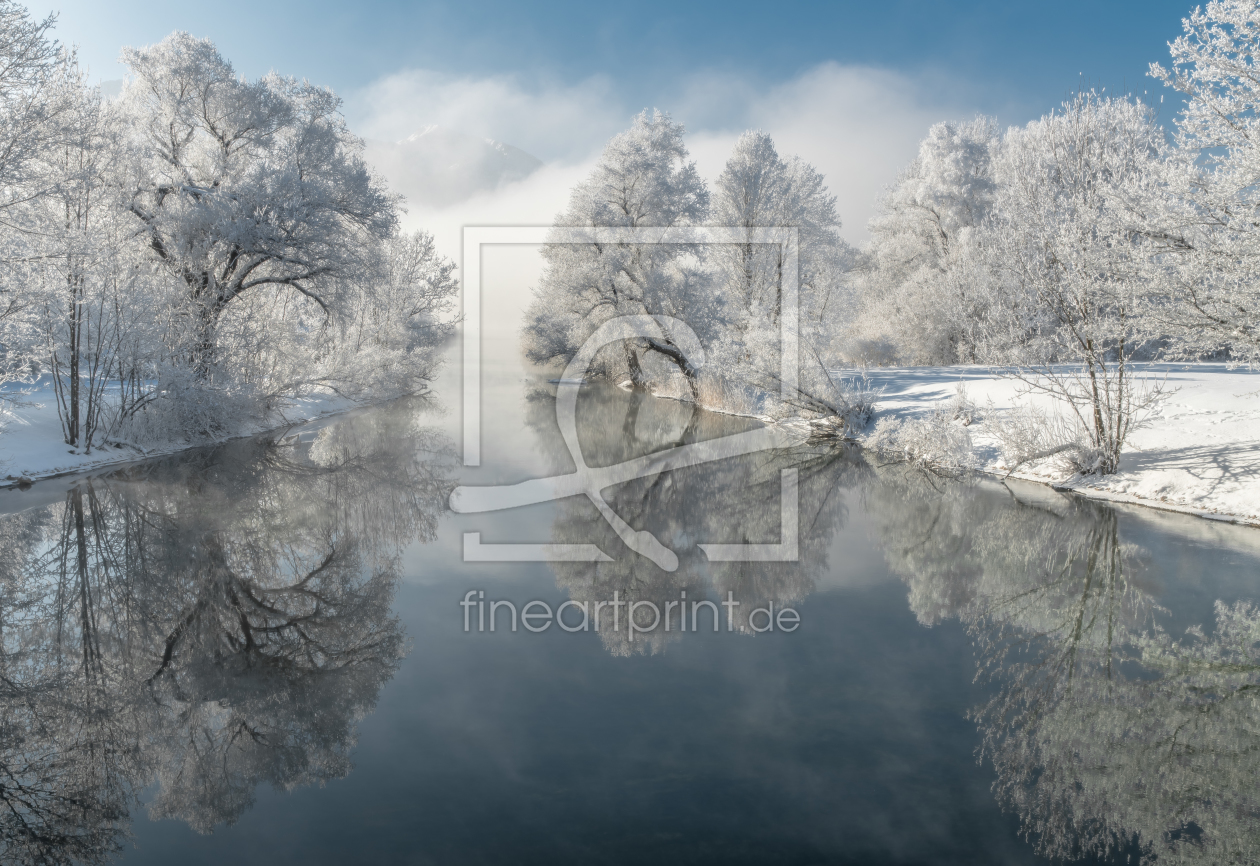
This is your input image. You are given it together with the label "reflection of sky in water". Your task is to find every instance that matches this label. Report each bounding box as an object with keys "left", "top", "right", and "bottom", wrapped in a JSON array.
[
  {"left": 2, "top": 377, "right": 1259, "bottom": 865},
  {"left": 125, "top": 575, "right": 1045, "bottom": 865}
]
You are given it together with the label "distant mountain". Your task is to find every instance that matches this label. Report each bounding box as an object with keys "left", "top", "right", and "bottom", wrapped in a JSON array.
[{"left": 364, "top": 126, "right": 543, "bottom": 207}]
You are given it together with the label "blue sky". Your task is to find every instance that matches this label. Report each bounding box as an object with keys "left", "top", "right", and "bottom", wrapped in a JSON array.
[
  {"left": 33, "top": 0, "right": 1201, "bottom": 242},
  {"left": 41, "top": 0, "right": 1192, "bottom": 120}
]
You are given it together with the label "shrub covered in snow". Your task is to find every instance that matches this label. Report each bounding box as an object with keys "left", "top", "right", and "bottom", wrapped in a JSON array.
[{"left": 865, "top": 403, "right": 977, "bottom": 472}]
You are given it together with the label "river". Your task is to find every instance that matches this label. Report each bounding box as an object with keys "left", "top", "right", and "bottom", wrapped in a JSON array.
[{"left": 0, "top": 365, "right": 1257, "bottom": 865}]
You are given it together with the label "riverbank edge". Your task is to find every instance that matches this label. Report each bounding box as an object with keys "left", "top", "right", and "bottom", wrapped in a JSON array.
[
  {"left": 0, "top": 393, "right": 422, "bottom": 492},
  {"left": 650, "top": 387, "right": 1260, "bottom": 532}
]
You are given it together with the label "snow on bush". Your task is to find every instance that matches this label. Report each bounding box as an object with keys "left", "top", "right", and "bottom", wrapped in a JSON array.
[
  {"left": 109, "top": 377, "right": 265, "bottom": 449},
  {"left": 946, "top": 382, "right": 982, "bottom": 426},
  {"left": 989, "top": 403, "right": 1108, "bottom": 476},
  {"left": 865, "top": 402, "right": 977, "bottom": 472},
  {"left": 692, "top": 370, "right": 761, "bottom": 416},
  {"left": 782, "top": 367, "right": 882, "bottom": 439}
]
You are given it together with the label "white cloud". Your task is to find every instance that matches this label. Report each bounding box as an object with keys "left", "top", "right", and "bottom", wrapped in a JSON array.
[
  {"left": 350, "top": 60, "right": 983, "bottom": 253},
  {"left": 395, "top": 159, "right": 595, "bottom": 260},
  {"left": 679, "top": 63, "right": 979, "bottom": 243},
  {"left": 346, "top": 69, "right": 625, "bottom": 162}
]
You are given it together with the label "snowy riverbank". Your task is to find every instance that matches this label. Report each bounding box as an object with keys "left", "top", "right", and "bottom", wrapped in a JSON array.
[
  {"left": 856, "top": 363, "right": 1260, "bottom": 527},
  {"left": 0, "top": 380, "right": 362, "bottom": 487},
  {"left": 6, "top": 364, "right": 1257, "bottom": 529}
]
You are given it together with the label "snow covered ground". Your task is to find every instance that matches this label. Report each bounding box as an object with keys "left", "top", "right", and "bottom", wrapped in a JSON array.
[
  {"left": 5, "top": 364, "right": 1257, "bottom": 529},
  {"left": 0, "top": 379, "right": 358, "bottom": 486},
  {"left": 857, "top": 363, "right": 1260, "bottom": 526}
]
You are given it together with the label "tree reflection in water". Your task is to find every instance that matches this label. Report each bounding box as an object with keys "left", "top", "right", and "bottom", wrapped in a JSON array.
[
  {"left": 526, "top": 383, "right": 870, "bottom": 655},
  {"left": 867, "top": 466, "right": 1260, "bottom": 865},
  {"left": 14, "top": 381, "right": 1252, "bottom": 865},
  {"left": 0, "top": 399, "right": 455, "bottom": 865},
  {"left": 526, "top": 383, "right": 1260, "bottom": 861}
]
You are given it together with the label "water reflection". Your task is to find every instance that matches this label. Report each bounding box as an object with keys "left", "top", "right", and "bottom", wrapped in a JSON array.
[
  {"left": 866, "top": 468, "right": 1260, "bottom": 864},
  {"left": 523, "top": 384, "right": 870, "bottom": 655},
  {"left": 3, "top": 381, "right": 1257, "bottom": 864},
  {"left": 528, "top": 383, "right": 1260, "bottom": 860},
  {"left": 0, "top": 400, "right": 455, "bottom": 865}
]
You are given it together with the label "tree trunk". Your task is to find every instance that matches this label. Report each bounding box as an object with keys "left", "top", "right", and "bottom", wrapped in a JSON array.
[
  {"left": 642, "top": 337, "right": 700, "bottom": 400},
  {"left": 625, "top": 343, "right": 647, "bottom": 389},
  {"left": 192, "top": 302, "right": 219, "bottom": 381},
  {"left": 68, "top": 269, "right": 82, "bottom": 447}
]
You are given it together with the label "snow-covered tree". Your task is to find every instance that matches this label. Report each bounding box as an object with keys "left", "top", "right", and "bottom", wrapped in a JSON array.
[
  {"left": 0, "top": 0, "right": 65, "bottom": 416},
  {"left": 1149, "top": 0, "right": 1260, "bottom": 365},
  {"left": 0, "top": 1, "right": 61, "bottom": 206},
  {"left": 117, "top": 32, "right": 398, "bottom": 381},
  {"left": 23, "top": 61, "right": 159, "bottom": 453},
  {"left": 0, "top": 18, "right": 457, "bottom": 455},
  {"left": 523, "top": 110, "right": 711, "bottom": 393},
  {"left": 848, "top": 117, "right": 999, "bottom": 365},
  {"left": 310, "top": 229, "right": 458, "bottom": 397},
  {"left": 93, "top": 33, "right": 457, "bottom": 445},
  {"left": 983, "top": 94, "right": 1168, "bottom": 474},
  {"left": 709, "top": 130, "right": 852, "bottom": 395}
]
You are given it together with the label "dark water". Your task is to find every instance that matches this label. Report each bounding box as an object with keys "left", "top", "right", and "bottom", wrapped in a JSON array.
[{"left": 1, "top": 383, "right": 1258, "bottom": 865}]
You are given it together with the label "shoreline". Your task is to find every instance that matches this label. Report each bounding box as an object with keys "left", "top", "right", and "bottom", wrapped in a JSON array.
[
  {"left": 989, "top": 466, "right": 1260, "bottom": 529},
  {"left": 651, "top": 364, "right": 1260, "bottom": 531},
  {"left": 9, "top": 366, "right": 1257, "bottom": 533},
  {"left": 0, "top": 392, "right": 425, "bottom": 497}
]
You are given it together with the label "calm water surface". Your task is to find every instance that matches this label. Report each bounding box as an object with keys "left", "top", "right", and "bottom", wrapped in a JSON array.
[{"left": 1, "top": 379, "right": 1258, "bottom": 865}]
